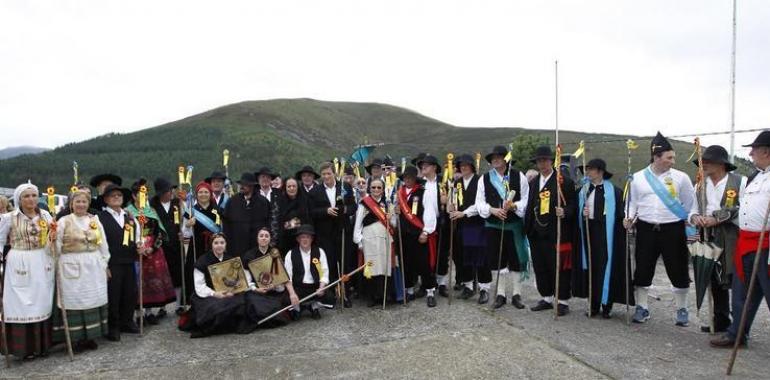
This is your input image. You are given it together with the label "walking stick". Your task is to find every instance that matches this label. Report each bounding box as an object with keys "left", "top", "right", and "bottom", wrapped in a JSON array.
[
  {"left": 580, "top": 147, "right": 593, "bottom": 317},
  {"left": 259, "top": 262, "right": 372, "bottom": 325},
  {"left": 491, "top": 200, "right": 506, "bottom": 312},
  {"left": 177, "top": 166, "right": 187, "bottom": 309},
  {"left": 1, "top": 254, "right": 11, "bottom": 367},
  {"left": 50, "top": 224, "right": 74, "bottom": 360},
  {"left": 136, "top": 185, "right": 150, "bottom": 336},
  {"left": 554, "top": 144, "right": 565, "bottom": 320},
  {"left": 383, "top": 226, "right": 391, "bottom": 310},
  {"left": 726, "top": 197, "right": 770, "bottom": 375},
  {"left": 397, "top": 215, "right": 407, "bottom": 307},
  {"left": 340, "top": 226, "right": 347, "bottom": 309},
  {"left": 623, "top": 139, "right": 638, "bottom": 325},
  {"left": 448, "top": 218, "right": 455, "bottom": 306}
]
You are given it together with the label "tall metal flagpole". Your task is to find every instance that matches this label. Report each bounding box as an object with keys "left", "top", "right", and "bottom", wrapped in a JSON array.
[
  {"left": 554, "top": 60, "right": 562, "bottom": 319},
  {"left": 729, "top": 0, "right": 737, "bottom": 162}
]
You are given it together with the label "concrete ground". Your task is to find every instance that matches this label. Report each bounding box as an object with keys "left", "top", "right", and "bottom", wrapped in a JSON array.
[{"left": 2, "top": 260, "right": 768, "bottom": 380}]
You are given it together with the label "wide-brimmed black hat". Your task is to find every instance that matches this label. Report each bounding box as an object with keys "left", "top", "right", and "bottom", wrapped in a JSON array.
[
  {"left": 650, "top": 131, "right": 674, "bottom": 156},
  {"left": 255, "top": 167, "right": 278, "bottom": 180},
  {"left": 153, "top": 177, "right": 176, "bottom": 194},
  {"left": 485, "top": 145, "right": 509, "bottom": 164},
  {"left": 365, "top": 158, "right": 384, "bottom": 174},
  {"left": 410, "top": 153, "right": 427, "bottom": 166},
  {"left": 89, "top": 173, "right": 122, "bottom": 188},
  {"left": 399, "top": 165, "right": 419, "bottom": 180},
  {"left": 454, "top": 154, "right": 476, "bottom": 172},
  {"left": 580, "top": 158, "right": 613, "bottom": 179},
  {"left": 743, "top": 131, "right": 770, "bottom": 148},
  {"left": 237, "top": 172, "right": 258, "bottom": 186},
  {"left": 417, "top": 154, "right": 441, "bottom": 169},
  {"left": 693, "top": 145, "right": 737, "bottom": 172},
  {"left": 295, "top": 224, "right": 316, "bottom": 237},
  {"left": 295, "top": 165, "right": 320, "bottom": 180},
  {"left": 204, "top": 171, "right": 227, "bottom": 183},
  {"left": 383, "top": 156, "right": 395, "bottom": 167},
  {"left": 530, "top": 146, "right": 555, "bottom": 163},
  {"left": 102, "top": 184, "right": 131, "bottom": 207}
]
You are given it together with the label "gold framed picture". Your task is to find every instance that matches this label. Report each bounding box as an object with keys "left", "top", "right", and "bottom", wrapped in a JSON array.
[
  {"left": 248, "top": 248, "right": 290, "bottom": 289},
  {"left": 207, "top": 257, "right": 249, "bottom": 294}
]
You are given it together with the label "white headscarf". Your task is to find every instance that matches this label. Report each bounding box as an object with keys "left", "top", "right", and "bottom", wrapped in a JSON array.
[{"left": 13, "top": 182, "right": 39, "bottom": 212}]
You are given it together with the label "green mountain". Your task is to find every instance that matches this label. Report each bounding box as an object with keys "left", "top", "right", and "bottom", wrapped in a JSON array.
[{"left": 0, "top": 98, "right": 752, "bottom": 192}]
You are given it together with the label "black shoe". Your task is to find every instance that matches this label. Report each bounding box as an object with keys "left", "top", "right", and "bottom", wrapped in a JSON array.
[
  {"left": 190, "top": 331, "right": 206, "bottom": 339},
  {"left": 406, "top": 293, "right": 416, "bottom": 302},
  {"left": 175, "top": 307, "right": 185, "bottom": 316},
  {"left": 289, "top": 309, "right": 300, "bottom": 321},
  {"left": 311, "top": 308, "right": 322, "bottom": 320},
  {"left": 415, "top": 288, "right": 427, "bottom": 299},
  {"left": 145, "top": 314, "right": 159, "bottom": 325},
  {"left": 701, "top": 325, "right": 729, "bottom": 333},
  {"left": 601, "top": 310, "right": 612, "bottom": 319},
  {"left": 586, "top": 310, "right": 599, "bottom": 317},
  {"left": 121, "top": 323, "right": 140, "bottom": 334},
  {"left": 710, "top": 335, "right": 746, "bottom": 348},
  {"left": 106, "top": 329, "right": 121, "bottom": 342},
  {"left": 343, "top": 297, "right": 353, "bottom": 308},
  {"left": 427, "top": 295, "right": 437, "bottom": 307},
  {"left": 73, "top": 341, "right": 87, "bottom": 354},
  {"left": 453, "top": 282, "right": 463, "bottom": 291},
  {"left": 478, "top": 290, "right": 489, "bottom": 304},
  {"left": 493, "top": 295, "right": 506, "bottom": 309},
  {"left": 368, "top": 299, "right": 381, "bottom": 308},
  {"left": 459, "top": 287, "right": 474, "bottom": 300},
  {"left": 511, "top": 294, "right": 525, "bottom": 309},
  {"left": 156, "top": 309, "right": 167, "bottom": 319},
  {"left": 531, "top": 300, "right": 554, "bottom": 311},
  {"left": 557, "top": 304, "right": 570, "bottom": 316},
  {"left": 438, "top": 285, "right": 449, "bottom": 298},
  {"left": 83, "top": 339, "right": 98, "bottom": 350}
]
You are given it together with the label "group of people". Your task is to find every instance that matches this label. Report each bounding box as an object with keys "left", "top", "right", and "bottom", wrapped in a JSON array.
[{"left": 2, "top": 130, "right": 770, "bottom": 362}]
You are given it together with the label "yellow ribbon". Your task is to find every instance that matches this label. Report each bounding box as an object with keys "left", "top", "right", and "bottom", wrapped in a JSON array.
[
  {"left": 178, "top": 166, "right": 186, "bottom": 186},
  {"left": 626, "top": 139, "right": 639, "bottom": 150},
  {"left": 123, "top": 225, "right": 133, "bottom": 246},
  {"left": 475, "top": 152, "right": 481, "bottom": 171},
  {"left": 139, "top": 185, "right": 147, "bottom": 209},
  {"left": 212, "top": 209, "right": 221, "bottom": 225},
  {"left": 312, "top": 257, "right": 324, "bottom": 279},
  {"left": 46, "top": 186, "right": 55, "bottom": 214},
  {"left": 456, "top": 182, "right": 463, "bottom": 207},
  {"left": 38, "top": 219, "right": 48, "bottom": 247},
  {"left": 725, "top": 189, "right": 737, "bottom": 208},
  {"left": 363, "top": 261, "right": 373, "bottom": 279},
  {"left": 223, "top": 149, "right": 230, "bottom": 167},
  {"left": 664, "top": 177, "right": 677, "bottom": 198},
  {"left": 539, "top": 190, "right": 550, "bottom": 215},
  {"left": 353, "top": 162, "right": 361, "bottom": 180},
  {"left": 573, "top": 140, "right": 585, "bottom": 158},
  {"left": 173, "top": 205, "right": 180, "bottom": 225}
]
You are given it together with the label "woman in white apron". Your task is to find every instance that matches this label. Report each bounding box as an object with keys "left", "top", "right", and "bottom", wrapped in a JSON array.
[
  {"left": 353, "top": 179, "right": 395, "bottom": 307},
  {"left": 0, "top": 183, "right": 55, "bottom": 360},
  {"left": 52, "top": 190, "right": 110, "bottom": 352}
]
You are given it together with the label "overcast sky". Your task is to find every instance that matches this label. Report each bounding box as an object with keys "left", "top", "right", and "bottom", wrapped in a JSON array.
[{"left": 1, "top": 0, "right": 767, "bottom": 157}]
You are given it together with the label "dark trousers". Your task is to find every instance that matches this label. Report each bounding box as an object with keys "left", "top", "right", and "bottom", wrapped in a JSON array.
[
  {"left": 711, "top": 273, "right": 732, "bottom": 330},
  {"left": 437, "top": 220, "right": 464, "bottom": 284},
  {"left": 318, "top": 227, "right": 342, "bottom": 285},
  {"left": 529, "top": 237, "right": 571, "bottom": 300},
  {"left": 727, "top": 251, "right": 770, "bottom": 341},
  {"left": 403, "top": 234, "right": 437, "bottom": 290},
  {"left": 633, "top": 220, "right": 690, "bottom": 289},
  {"left": 107, "top": 263, "right": 138, "bottom": 331},
  {"left": 485, "top": 228, "right": 521, "bottom": 271}
]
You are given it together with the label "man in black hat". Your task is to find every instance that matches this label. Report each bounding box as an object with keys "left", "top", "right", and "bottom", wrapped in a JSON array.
[
  {"left": 449, "top": 154, "right": 488, "bottom": 303},
  {"left": 687, "top": 145, "right": 746, "bottom": 333},
  {"left": 710, "top": 131, "right": 770, "bottom": 347},
  {"left": 625, "top": 132, "right": 697, "bottom": 326},
  {"left": 476, "top": 145, "right": 530, "bottom": 309},
  {"left": 524, "top": 145, "right": 577, "bottom": 316},
  {"left": 417, "top": 154, "right": 446, "bottom": 304},
  {"left": 574, "top": 159, "right": 634, "bottom": 318},
  {"left": 308, "top": 162, "right": 356, "bottom": 306},
  {"left": 90, "top": 173, "right": 123, "bottom": 211},
  {"left": 256, "top": 167, "right": 280, "bottom": 245},
  {"left": 296, "top": 165, "right": 320, "bottom": 196},
  {"left": 284, "top": 225, "right": 329, "bottom": 320},
  {"left": 223, "top": 173, "right": 270, "bottom": 258},
  {"left": 396, "top": 165, "right": 439, "bottom": 307},
  {"left": 150, "top": 177, "right": 185, "bottom": 312},
  {"left": 205, "top": 171, "right": 229, "bottom": 209},
  {"left": 97, "top": 184, "right": 141, "bottom": 341}
]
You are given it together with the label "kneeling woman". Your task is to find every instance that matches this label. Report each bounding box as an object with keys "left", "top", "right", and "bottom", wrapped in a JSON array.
[{"left": 189, "top": 233, "right": 256, "bottom": 338}]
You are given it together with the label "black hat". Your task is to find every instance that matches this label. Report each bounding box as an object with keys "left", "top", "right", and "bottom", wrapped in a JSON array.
[
  {"left": 89, "top": 173, "right": 122, "bottom": 188},
  {"left": 399, "top": 165, "right": 419, "bottom": 180},
  {"left": 102, "top": 184, "right": 131, "bottom": 207},
  {"left": 255, "top": 167, "right": 278, "bottom": 180},
  {"left": 650, "top": 131, "right": 674, "bottom": 156},
  {"left": 693, "top": 145, "right": 737, "bottom": 172},
  {"left": 417, "top": 154, "right": 441, "bottom": 169},
  {"left": 743, "top": 130, "right": 770, "bottom": 148},
  {"left": 454, "top": 154, "right": 476, "bottom": 172},
  {"left": 365, "top": 158, "right": 384, "bottom": 174},
  {"left": 383, "top": 156, "right": 395, "bottom": 167},
  {"left": 295, "top": 165, "right": 320, "bottom": 180},
  {"left": 130, "top": 178, "right": 148, "bottom": 194},
  {"left": 295, "top": 224, "right": 316, "bottom": 237},
  {"left": 153, "top": 177, "right": 176, "bottom": 194},
  {"left": 204, "top": 171, "right": 227, "bottom": 183},
  {"left": 581, "top": 158, "right": 613, "bottom": 179},
  {"left": 343, "top": 164, "right": 355, "bottom": 176},
  {"left": 530, "top": 146, "right": 555, "bottom": 163},
  {"left": 237, "top": 172, "right": 258, "bottom": 186},
  {"left": 410, "top": 153, "right": 427, "bottom": 166},
  {"left": 485, "top": 145, "right": 509, "bottom": 164}
]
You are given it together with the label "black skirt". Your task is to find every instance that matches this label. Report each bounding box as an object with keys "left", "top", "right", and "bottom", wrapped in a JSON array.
[
  {"left": 189, "top": 292, "right": 253, "bottom": 336},
  {"left": 244, "top": 290, "right": 290, "bottom": 328}
]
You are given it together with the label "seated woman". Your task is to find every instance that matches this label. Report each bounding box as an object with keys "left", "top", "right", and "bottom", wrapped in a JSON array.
[
  {"left": 53, "top": 190, "right": 110, "bottom": 353},
  {"left": 188, "top": 233, "right": 255, "bottom": 338},
  {"left": 284, "top": 225, "right": 329, "bottom": 320},
  {"left": 241, "top": 228, "right": 299, "bottom": 326}
]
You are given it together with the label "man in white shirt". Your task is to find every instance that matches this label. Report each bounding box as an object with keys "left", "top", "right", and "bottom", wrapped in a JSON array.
[
  {"left": 284, "top": 225, "right": 329, "bottom": 320},
  {"left": 417, "top": 155, "right": 442, "bottom": 306},
  {"left": 624, "top": 132, "right": 697, "bottom": 326},
  {"left": 688, "top": 145, "right": 747, "bottom": 333},
  {"left": 205, "top": 171, "right": 229, "bottom": 209},
  {"left": 711, "top": 131, "right": 770, "bottom": 348}
]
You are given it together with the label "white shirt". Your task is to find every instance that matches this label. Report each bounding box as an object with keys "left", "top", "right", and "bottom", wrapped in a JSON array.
[
  {"left": 689, "top": 173, "right": 747, "bottom": 226},
  {"left": 161, "top": 201, "right": 171, "bottom": 213},
  {"left": 539, "top": 171, "right": 553, "bottom": 191},
  {"left": 284, "top": 247, "right": 330, "bottom": 284},
  {"left": 422, "top": 176, "right": 439, "bottom": 234},
  {"left": 324, "top": 183, "right": 337, "bottom": 208},
  {"left": 259, "top": 188, "right": 272, "bottom": 201},
  {"left": 739, "top": 168, "right": 770, "bottom": 232},
  {"left": 193, "top": 254, "right": 256, "bottom": 298},
  {"left": 626, "top": 166, "right": 697, "bottom": 224},
  {"left": 475, "top": 170, "right": 529, "bottom": 220},
  {"left": 585, "top": 183, "right": 598, "bottom": 220}
]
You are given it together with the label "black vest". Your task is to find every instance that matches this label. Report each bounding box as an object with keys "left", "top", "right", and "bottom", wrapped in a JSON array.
[
  {"left": 457, "top": 175, "right": 485, "bottom": 227},
  {"left": 290, "top": 246, "right": 321, "bottom": 287},
  {"left": 483, "top": 170, "right": 522, "bottom": 223},
  {"left": 98, "top": 210, "right": 138, "bottom": 265}
]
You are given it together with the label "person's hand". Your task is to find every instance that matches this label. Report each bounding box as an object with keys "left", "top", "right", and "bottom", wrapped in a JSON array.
[
  {"left": 106, "top": 268, "right": 112, "bottom": 279},
  {"left": 418, "top": 232, "right": 428, "bottom": 244},
  {"left": 212, "top": 292, "right": 225, "bottom": 299},
  {"left": 222, "top": 291, "right": 233, "bottom": 298},
  {"left": 316, "top": 284, "right": 327, "bottom": 296},
  {"left": 449, "top": 211, "right": 465, "bottom": 221},
  {"left": 704, "top": 216, "right": 718, "bottom": 228},
  {"left": 623, "top": 218, "right": 635, "bottom": 230},
  {"left": 327, "top": 207, "right": 338, "bottom": 217},
  {"left": 185, "top": 218, "right": 196, "bottom": 228},
  {"left": 289, "top": 293, "right": 300, "bottom": 306},
  {"left": 555, "top": 207, "right": 565, "bottom": 218},
  {"left": 491, "top": 207, "right": 507, "bottom": 221},
  {"left": 690, "top": 215, "right": 704, "bottom": 227},
  {"left": 583, "top": 206, "right": 590, "bottom": 217},
  {"left": 254, "top": 287, "right": 268, "bottom": 294}
]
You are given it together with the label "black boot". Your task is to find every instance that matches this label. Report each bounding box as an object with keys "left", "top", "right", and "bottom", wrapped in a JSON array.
[
  {"left": 493, "top": 295, "right": 506, "bottom": 309},
  {"left": 478, "top": 290, "right": 490, "bottom": 304},
  {"left": 438, "top": 285, "right": 449, "bottom": 298},
  {"left": 459, "top": 287, "right": 474, "bottom": 300},
  {"left": 511, "top": 294, "right": 525, "bottom": 309}
]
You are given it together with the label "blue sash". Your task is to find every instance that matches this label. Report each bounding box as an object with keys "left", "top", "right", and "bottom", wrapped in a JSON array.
[
  {"left": 191, "top": 208, "right": 221, "bottom": 234},
  {"left": 643, "top": 167, "right": 696, "bottom": 236},
  {"left": 218, "top": 194, "right": 230, "bottom": 209},
  {"left": 578, "top": 180, "right": 616, "bottom": 304}
]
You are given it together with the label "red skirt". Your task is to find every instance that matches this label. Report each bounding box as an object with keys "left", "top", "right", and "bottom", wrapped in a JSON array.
[
  {"left": 139, "top": 237, "right": 178, "bottom": 308},
  {"left": 735, "top": 229, "right": 770, "bottom": 282}
]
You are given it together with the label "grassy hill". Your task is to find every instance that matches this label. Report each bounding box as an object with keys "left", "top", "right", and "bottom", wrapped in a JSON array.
[{"left": 0, "top": 98, "right": 753, "bottom": 192}]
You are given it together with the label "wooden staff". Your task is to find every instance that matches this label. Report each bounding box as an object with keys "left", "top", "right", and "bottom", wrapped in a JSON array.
[
  {"left": 623, "top": 139, "right": 637, "bottom": 325},
  {"left": 554, "top": 144, "right": 565, "bottom": 320},
  {"left": 177, "top": 166, "right": 188, "bottom": 309},
  {"left": 583, "top": 151, "right": 593, "bottom": 318},
  {"left": 259, "top": 262, "right": 372, "bottom": 325},
  {"left": 50, "top": 222, "right": 74, "bottom": 360},
  {"left": 136, "top": 185, "right": 149, "bottom": 335},
  {"left": 397, "top": 210, "right": 408, "bottom": 307},
  {"left": 383, "top": 224, "right": 391, "bottom": 310},
  {"left": 694, "top": 138, "right": 715, "bottom": 334},
  {"left": 726, "top": 197, "right": 770, "bottom": 375},
  {"left": 1, "top": 253, "right": 10, "bottom": 367},
  {"left": 491, "top": 146, "right": 514, "bottom": 311}
]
